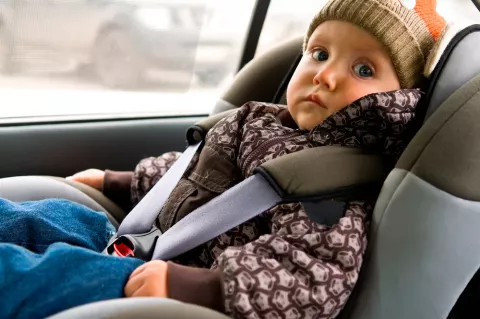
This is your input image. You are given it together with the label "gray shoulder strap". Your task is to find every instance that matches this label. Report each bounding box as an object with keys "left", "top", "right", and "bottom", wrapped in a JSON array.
[
  {"left": 117, "top": 142, "right": 202, "bottom": 236},
  {"left": 152, "top": 174, "right": 281, "bottom": 260}
]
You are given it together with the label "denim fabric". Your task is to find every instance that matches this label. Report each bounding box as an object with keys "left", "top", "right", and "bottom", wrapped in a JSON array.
[{"left": 0, "top": 198, "right": 144, "bottom": 319}]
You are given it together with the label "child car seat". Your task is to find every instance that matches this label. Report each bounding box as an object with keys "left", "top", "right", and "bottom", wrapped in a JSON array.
[
  {"left": 339, "top": 24, "right": 480, "bottom": 319},
  {"left": 4, "top": 23, "right": 480, "bottom": 318}
]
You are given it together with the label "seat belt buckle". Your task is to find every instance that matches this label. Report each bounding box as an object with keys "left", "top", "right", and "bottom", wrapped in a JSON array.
[{"left": 104, "top": 226, "right": 162, "bottom": 261}]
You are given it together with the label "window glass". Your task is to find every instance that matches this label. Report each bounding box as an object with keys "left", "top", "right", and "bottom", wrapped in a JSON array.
[
  {"left": 438, "top": 0, "right": 480, "bottom": 23},
  {"left": 256, "top": 0, "right": 326, "bottom": 57},
  {"left": 256, "top": 0, "right": 480, "bottom": 57},
  {"left": 0, "top": 0, "right": 255, "bottom": 121}
]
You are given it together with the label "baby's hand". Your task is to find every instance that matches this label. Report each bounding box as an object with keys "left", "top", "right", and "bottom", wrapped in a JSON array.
[
  {"left": 67, "top": 169, "right": 105, "bottom": 191},
  {"left": 124, "top": 260, "right": 168, "bottom": 298}
]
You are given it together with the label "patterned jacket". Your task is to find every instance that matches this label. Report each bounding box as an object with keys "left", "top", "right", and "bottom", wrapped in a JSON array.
[{"left": 103, "top": 89, "right": 421, "bottom": 319}]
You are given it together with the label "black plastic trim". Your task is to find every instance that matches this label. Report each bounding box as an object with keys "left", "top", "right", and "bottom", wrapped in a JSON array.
[
  {"left": 186, "top": 125, "right": 208, "bottom": 145},
  {"left": 0, "top": 113, "right": 207, "bottom": 128},
  {"left": 472, "top": 0, "right": 480, "bottom": 11}
]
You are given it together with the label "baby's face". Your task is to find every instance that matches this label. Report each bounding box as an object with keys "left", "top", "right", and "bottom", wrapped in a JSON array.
[{"left": 287, "top": 20, "right": 401, "bottom": 130}]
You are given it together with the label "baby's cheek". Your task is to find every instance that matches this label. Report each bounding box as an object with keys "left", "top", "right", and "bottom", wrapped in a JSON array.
[
  {"left": 343, "top": 86, "right": 378, "bottom": 107},
  {"left": 345, "top": 90, "right": 365, "bottom": 106},
  {"left": 286, "top": 78, "right": 302, "bottom": 103}
]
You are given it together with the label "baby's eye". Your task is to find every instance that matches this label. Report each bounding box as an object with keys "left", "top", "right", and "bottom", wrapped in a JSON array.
[
  {"left": 312, "top": 49, "right": 328, "bottom": 62},
  {"left": 353, "top": 63, "right": 374, "bottom": 78}
]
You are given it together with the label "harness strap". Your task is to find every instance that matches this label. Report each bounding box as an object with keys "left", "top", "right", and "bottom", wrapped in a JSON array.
[{"left": 117, "top": 142, "right": 202, "bottom": 236}]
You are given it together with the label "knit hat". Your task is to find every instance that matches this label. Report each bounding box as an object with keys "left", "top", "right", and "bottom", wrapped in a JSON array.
[{"left": 303, "top": 0, "right": 447, "bottom": 88}]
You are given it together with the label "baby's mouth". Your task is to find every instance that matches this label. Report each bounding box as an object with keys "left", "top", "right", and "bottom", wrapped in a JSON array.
[{"left": 306, "top": 94, "right": 328, "bottom": 109}]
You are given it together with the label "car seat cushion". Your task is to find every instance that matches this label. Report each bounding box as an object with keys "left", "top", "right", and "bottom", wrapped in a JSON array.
[
  {"left": 0, "top": 176, "right": 120, "bottom": 228},
  {"left": 397, "top": 72, "right": 480, "bottom": 201}
]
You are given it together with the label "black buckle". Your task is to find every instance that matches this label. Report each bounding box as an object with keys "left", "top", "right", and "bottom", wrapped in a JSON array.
[{"left": 104, "top": 226, "right": 162, "bottom": 261}]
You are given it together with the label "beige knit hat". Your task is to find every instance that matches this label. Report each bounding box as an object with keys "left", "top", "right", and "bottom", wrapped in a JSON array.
[{"left": 303, "top": 0, "right": 447, "bottom": 88}]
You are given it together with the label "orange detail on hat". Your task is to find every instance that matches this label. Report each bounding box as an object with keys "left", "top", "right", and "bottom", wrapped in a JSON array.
[{"left": 414, "top": 0, "right": 447, "bottom": 41}]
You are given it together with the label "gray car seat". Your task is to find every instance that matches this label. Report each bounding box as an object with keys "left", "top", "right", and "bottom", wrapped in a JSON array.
[
  {"left": 0, "top": 176, "right": 122, "bottom": 229},
  {"left": 339, "top": 24, "right": 480, "bottom": 319},
  {"left": 6, "top": 23, "right": 480, "bottom": 318}
]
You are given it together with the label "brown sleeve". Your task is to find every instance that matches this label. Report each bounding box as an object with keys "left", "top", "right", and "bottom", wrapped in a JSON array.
[
  {"left": 130, "top": 152, "right": 182, "bottom": 206},
  {"left": 103, "top": 170, "right": 134, "bottom": 212},
  {"left": 167, "top": 261, "right": 225, "bottom": 313}
]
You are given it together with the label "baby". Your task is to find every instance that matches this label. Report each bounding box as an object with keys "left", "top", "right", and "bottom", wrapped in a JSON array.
[{"left": 0, "top": 1, "right": 446, "bottom": 318}]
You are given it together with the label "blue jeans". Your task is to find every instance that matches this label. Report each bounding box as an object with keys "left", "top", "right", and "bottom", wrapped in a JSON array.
[{"left": 0, "top": 198, "right": 144, "bottom": 319}]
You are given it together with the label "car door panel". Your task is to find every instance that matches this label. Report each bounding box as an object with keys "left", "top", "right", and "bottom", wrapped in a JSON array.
[{"left": 0, "top": 116, "right": 203, "bottom": 178}]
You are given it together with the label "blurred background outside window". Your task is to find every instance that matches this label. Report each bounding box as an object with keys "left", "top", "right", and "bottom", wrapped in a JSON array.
[{"left": 0, "top": 0, "right": 477, "bottom": 120}]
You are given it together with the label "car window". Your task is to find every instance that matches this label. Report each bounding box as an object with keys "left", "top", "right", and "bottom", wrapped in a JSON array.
[
  {"left": 256, "top": 0, "right": 327, "bottom": 57},
  {"left": 256, "top": 0, "right": 480, "bottom": 57},
  {"left": 0, "top": 0, "right": 256, "bottom": 122},
  {"left": 437, "top": 0, "right": 480, "bottom": 23}
]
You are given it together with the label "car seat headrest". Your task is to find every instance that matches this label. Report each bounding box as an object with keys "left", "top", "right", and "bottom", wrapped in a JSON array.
[
  {"left": 396, "top": 71, "right": 480, "bottom": 202},
  {"left": 211, "top": 37, "right": 303, "bottom": 114},
  {"left": 422, "top": 24, "right": 480, "bottom": 121}
]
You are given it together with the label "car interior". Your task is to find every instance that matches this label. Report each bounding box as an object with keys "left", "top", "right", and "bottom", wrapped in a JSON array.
[{"left": 1, "top": 0, "right": 480, "bottom": 318}]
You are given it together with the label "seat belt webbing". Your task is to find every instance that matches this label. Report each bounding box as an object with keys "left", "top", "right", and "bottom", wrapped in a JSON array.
[
  {"left": 151, "top": 174, "right": 281, "bottom": 260},
  {"left": 117, "top": 142, "right": 202, "bottom": 236}
]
